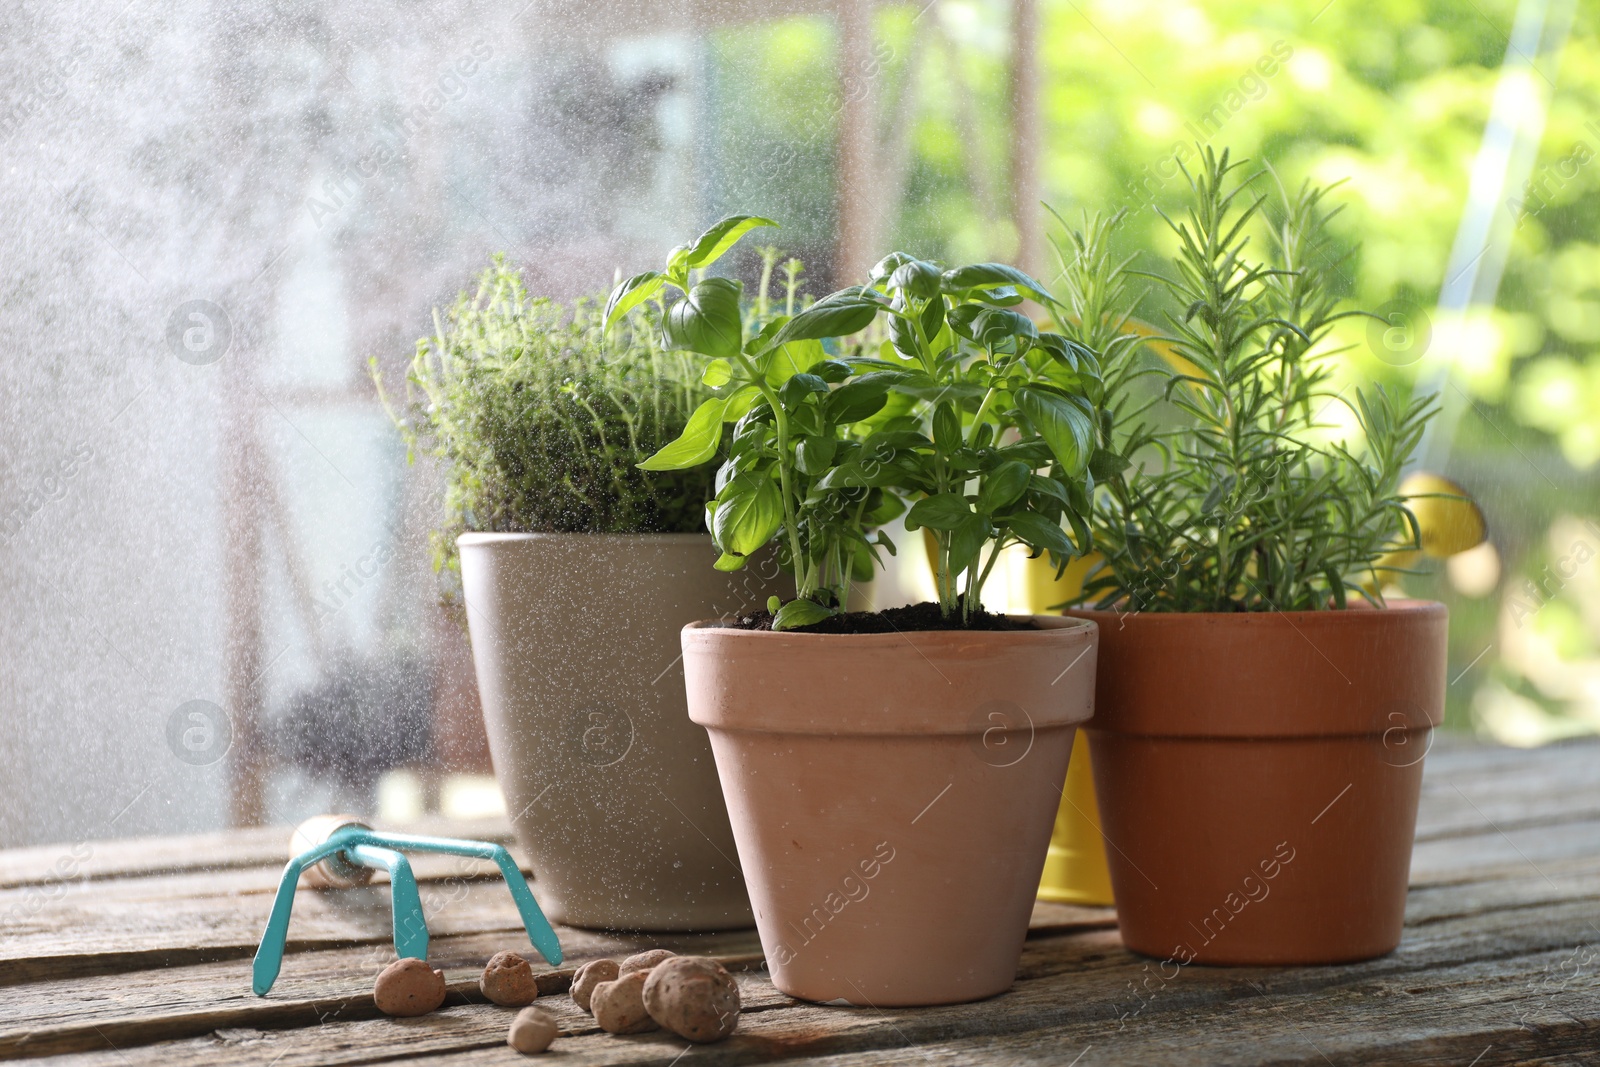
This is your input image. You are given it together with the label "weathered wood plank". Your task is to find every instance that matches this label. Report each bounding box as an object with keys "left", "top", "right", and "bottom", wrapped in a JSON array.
[
  {"left": 0, "top": 928, "right": 768, "bottom": 1044},
  {"left": 687, "top": 945, "right": 1600, "bottom": 1067},
  {"left": 1414, "top": 739, "right": 1600, "bottom": 842},
  {"left": 361, "top": 934, "right": 1600, "bottom": 1067},
  {"left": 0, "top": 818, "right": 515, "bottom": 890},
  {"left": 0, "top": 877, "right": 550, "bottom": 986},
  {"left": 11, "top": 804, "right": 1593, "bottom": 988},
  {"left": 0, "top": 864, "right": 1108, "bottom": 985},
  {"left": 0, "top": 906, "right": 1105, "bottom": 1052},
  {"left": 1410, "top": 813, "right": 1600, "bottom": 887},
  {"left": 20, "top": 885, "right": 1600, "bottom": 1065},
  {"left": 21, "top": 908, "right": 1587, "bottom": 1067},
  {"left": 1406, "top": 864, "right": 1600, "bottom": 929},
  {"left": 0, "top": 947, "right": 775, "bottom": 1061}
]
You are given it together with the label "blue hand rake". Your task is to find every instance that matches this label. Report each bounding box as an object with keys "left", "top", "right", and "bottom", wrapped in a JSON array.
[{"left": 252, "top": 815, "right": 562, "bottom": 996}]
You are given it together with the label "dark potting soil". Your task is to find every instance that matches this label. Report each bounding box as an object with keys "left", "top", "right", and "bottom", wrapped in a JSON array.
[{"left": 726, "top": 600, "right": 1038, "bottom": 635}]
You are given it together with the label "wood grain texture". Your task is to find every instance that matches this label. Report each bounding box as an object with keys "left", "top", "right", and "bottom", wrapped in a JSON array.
[{"left": 4, "top": 740, "right": 1598, "bottom": 1066}]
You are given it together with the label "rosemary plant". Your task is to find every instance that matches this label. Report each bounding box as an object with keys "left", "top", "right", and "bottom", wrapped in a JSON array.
[
  {"left": 373, "top": 255, "right": 717, "bottom": 580},
  {"left": 1056, "top": 147, "right": 1433, "bottom": 613}
]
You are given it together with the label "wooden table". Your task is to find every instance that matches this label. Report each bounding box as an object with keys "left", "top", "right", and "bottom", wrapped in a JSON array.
[{"left": 3, "top": 739, "right": 1598, "bottom": 1065}]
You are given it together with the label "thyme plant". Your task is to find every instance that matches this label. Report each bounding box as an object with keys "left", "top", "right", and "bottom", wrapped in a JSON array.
[
  {"left": 373, "top": 255, "right": 717, "bottom": 580},
  {"left": 607, "top": 216, "right": 1104, "bottom": 629},
  {"left": 1055, "top": 148, "right": 1432, "bottom": 613}
]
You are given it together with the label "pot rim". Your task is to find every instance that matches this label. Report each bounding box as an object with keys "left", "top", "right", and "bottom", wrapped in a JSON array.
[
  {"left": 1072, "top": 598, "right": 1447, "bottom": 738},
  {"left": 1065, "top": 598, "right": 1444, "bottom": 626},
  {"left": 682, "top": 613, "right": 1097, "bottom": 735},
  {"left": 458, "top": 531, "right": 714, "bottom": 547},
  {"left": 683, "top": 613, "right": 1097, "bottom": 644}
]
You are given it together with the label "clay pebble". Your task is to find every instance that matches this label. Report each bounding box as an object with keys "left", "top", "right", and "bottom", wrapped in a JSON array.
[
  {"left": 618, "top": 948, "right": 677, "bottom": 976},
  {"left": 480, "top": 950, "right": 539, "bottom": 1007},
  {"left": 643, "top": 956, "right": 741, "bottom": 1042},
  {"left": 373, "top": 957, "right": 447, "bottom": 1017},
  {"left": 507, "top": 1005, "right": 559, "bottom": 1054},
  {"left": 571, "top": 958, "right": 620, "bottom": 1013},
  {"left": 591, "top": 970, "right": 659, "bottom": 1034}
]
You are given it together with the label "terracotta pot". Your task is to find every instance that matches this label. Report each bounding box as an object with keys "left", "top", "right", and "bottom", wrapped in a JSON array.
[
  {"left": 1071, "top": 601, "right": 1447, "bottom": 965},
  {"left": 459, "top": 533, "right": 784, "bottom": 931},
  {"left": 682, "top": 616, "right": 1098, "bottom": 1006}
]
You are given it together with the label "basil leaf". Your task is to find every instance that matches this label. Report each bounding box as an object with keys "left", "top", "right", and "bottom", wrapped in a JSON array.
[
  {"left": 780, "top": 373, "right": 829, "bottom": 408},
  {"left": 1017, "top": 386, "right": 1095, "bottom": 475},
  {"left": 978, "top": 460, "right": 1032, "bottom": 513},
  {"left": 905, "top": 492, "right": 972, "bottom": 532},
  {"left": 1028, "top": 474, "right": 1069, "bottom": 504},
  {"left": 869, "top": 252, "right": 915, "bottom": 285},
  {"left": 973, "top": 308, "right": 1038, "bottom": 349},
  {"left": 887, "top": 308, "right": 920, "bottom": 361},
  {"left": 713, "top": 471, "right": 783, "bottom": 556},
  {"left": 744, "top": 316, "right": 787, "bottom": 356},
  {"left": 787, "top": 402, "right": 823, "bottom": 437},
  {"left": 941, "top": 262, "right": 1054, "bottom": 303},
  {"left": 860, "top": 429, "right": 933, "bottom": 454},
  {"left": 679, "top": 214, "right": 779, "bottom": 272},
  {"left": 887, "top": 259, "right": 942, "bottom": 299},
  {"left": 772, "top": 597, "right": 836, "bottom": 631},
  {"left": 764, "top": 338, "right": 827, "bottom": 384},
  {"left": 664, "top": 277, "right": 744, "bottom": 358},
  {"left": 638, "top": 396, "right": 726, "bottom": 470},
  {"left": 1004, "top": 511, "right": 1076, "bottom": 558},
  {"left": 760, "top": 288, "right": 880, "bottom": 351},
  {"left": 604, "top": 271, "right": 665, "bottom": 330},
  {"left": 1035, "top": 332, "right": 1099, "bottom": 375},
  {"left": 932, "top": 401, "right": 962, "bottom": 452},
  {"left": 919, "top": 293, "right": 947, "bottom": 345},
  {"left": 721, "top": 383, "right": 761, "bottom": 422},
  {"left": 795, "top": 435, "right": 837, "bottom": 476},
  {"left": 823, "top": 377, "right": 890, "bottom": 424},
  {"left": 948, "top": 513, "right": 992, "bottom": 577},
  {"left": 813, "top": 360, "right": 851, "bottom": 383}
]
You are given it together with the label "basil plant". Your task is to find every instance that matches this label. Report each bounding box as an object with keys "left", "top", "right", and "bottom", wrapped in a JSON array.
[{"left": 606, "top": 216, "right": 1109, "bottom": 630}]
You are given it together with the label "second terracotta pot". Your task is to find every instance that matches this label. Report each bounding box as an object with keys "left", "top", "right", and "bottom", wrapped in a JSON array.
[
  {"left": 683, "top": 615, "right": 1098, "bottom": 1006},
  {"left": 1072, "top": 601, "right": 1447, "bottom": 965}
]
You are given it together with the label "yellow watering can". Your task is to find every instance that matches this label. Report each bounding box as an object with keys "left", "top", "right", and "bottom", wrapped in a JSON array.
[{"left": 1023, "top": 552, "right": 1115, "bottom": 906}]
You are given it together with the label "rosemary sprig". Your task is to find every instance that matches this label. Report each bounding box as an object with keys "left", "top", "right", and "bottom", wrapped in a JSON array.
[{"left": 1052, "top": 147, "right": 1433, "bottom": 613}]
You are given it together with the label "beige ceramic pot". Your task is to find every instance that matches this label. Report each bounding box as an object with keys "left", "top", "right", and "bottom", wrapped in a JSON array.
[
  {"left": 459, "top": 533, "right": 784, "bottom": 931},
  {"left": 1071, "top": 601, "right": 1447, "bottom": 965},
  {"left": 682, "top": 615, "right": 1098, "bottom": 1006}
]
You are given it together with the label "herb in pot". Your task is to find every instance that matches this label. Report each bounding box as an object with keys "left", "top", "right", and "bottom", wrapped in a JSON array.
[
  {"left": 607, "top": 217, "right": 1107, "bottom": 630},
  {"left": 372, "top": 255, "right": 717, "bottom": 581},
  {"left": 606, "top": 215, "right": 897, "bottom": 630},
  {"left": 1052, "top": 147, "right": 1434, "bottom": 613}
]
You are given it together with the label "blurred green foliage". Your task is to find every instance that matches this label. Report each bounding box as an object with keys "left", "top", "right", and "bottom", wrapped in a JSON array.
[{"left": 701, "top": 0, "right": 1600, "bottom": 737}]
